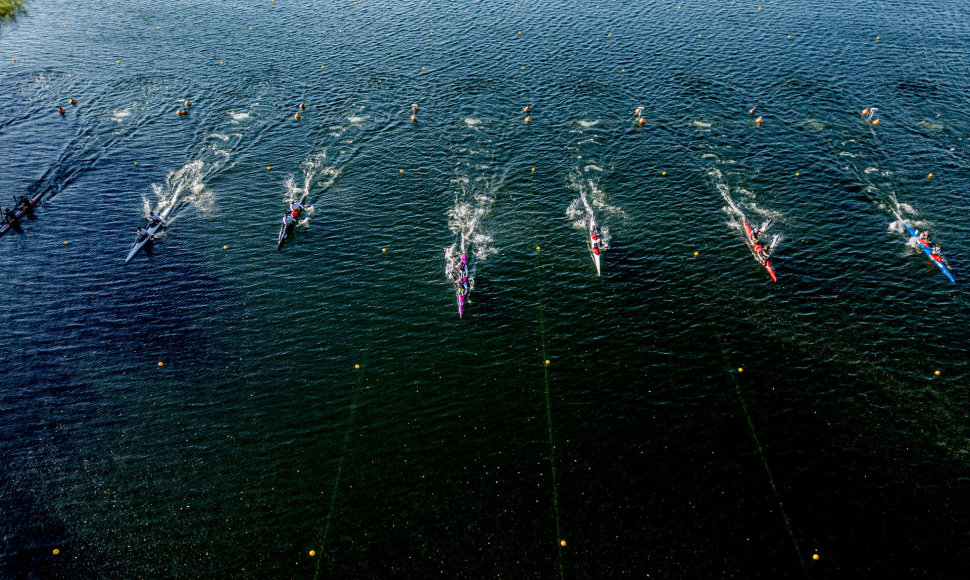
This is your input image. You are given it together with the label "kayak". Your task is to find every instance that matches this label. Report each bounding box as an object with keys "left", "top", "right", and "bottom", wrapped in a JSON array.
[
  {"left": 277, "top": 194, "right": 308, "bottom": 250},
  {"left": 457, "top": 252, "right": 469, "bottom": 318},
  {"left": 0, "top": 188, "right": 47, "bottom": 238},
  {"left": 903, "top": 221, "right": 955, "bottom": 283},
  {"left": 589, "top": 218, "right": 602, "bottom": 276},
  {"left": 125, "top": 192, "right": 180, "bottom": 263},
  {"left": 742, "top": 219, "right": 777, "bottom": 282}
]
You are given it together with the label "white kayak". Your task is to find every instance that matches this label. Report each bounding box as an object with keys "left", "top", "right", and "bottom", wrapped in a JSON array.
[
  {"left": 125, "top": 192, "right": 179, "bottom": 263},
  {"left": 589, "top": 218, "right": 602, "bottom": 276}
]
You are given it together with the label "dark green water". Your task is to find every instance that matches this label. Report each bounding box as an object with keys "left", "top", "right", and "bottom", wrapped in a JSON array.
[{"left": 2, "top": 0, "right": 969, "bottom": 577}]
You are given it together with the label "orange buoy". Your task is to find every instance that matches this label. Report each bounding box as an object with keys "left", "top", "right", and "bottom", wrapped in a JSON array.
[
  {"left": 58, "top": 107, "right": 66, "bottom": 114},
  {"left": 411, "top": 115, "right": 417, "bottom": 122},
  {"left": 748, "top": 107, "right": 755, "bottom": 114},
  {"left": 299, "top": 103, "right": 306, "bottom": 110},
  {"left": 861, "top": 108, "right": 869, "bottom": 116},
  {"left": 176, "top": 110, "right": 185, "bottom": 116},
  {"left": 523, "top": 105, "right": 531, "bottom": 113},
  {"left": 872, "top": 119, "right": 879, "bottom": 125},
  {"left": 755, "top": 116, "right": 763, "bottom": 124},
  {"left": 637, "top": 117, "right": 645, "bottom": 125},
  {"left": 294, "top": 113, "right": 301, "bottom": 120},
  {"left": 69, "top": 99, "right": 77, "bottom": 105},
  {"left": 524, "top": 116, "right": 531, "bottom": 123}
]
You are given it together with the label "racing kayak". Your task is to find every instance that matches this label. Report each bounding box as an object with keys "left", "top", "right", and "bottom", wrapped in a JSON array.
[
  {"left": 742, "top": 219, "right": 777, "bottom": 283},
  {"left": 589, "top": 218, "right": 602, "bottom": 276},
  {"left": 125, "top": 192, "right": 180, "bottom": 263},
  {"left": 457, "top": 253, "right": 469, "bottom": 318},
  {"left": 903, "top": 221, "right": 955, "bottom": 283},
  {"left": 277, "top": 194, "right": 307, "bottom": 250},
  {"left": 0, "top": 188, "right": 47, "bottom": 238}
]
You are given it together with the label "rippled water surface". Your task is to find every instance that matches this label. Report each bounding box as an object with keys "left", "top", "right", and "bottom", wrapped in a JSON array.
[{"left": 2, "top": 1, "right": 969, "bottom": 577}]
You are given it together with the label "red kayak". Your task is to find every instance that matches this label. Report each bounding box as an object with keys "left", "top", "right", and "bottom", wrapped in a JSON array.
[{"left": 743, "top": 220, "right": 777, "bottom": 282}]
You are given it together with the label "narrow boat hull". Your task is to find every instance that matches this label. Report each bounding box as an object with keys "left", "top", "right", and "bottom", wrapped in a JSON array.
[
  {"left": 0, "top": 188, "right": 47, "bottom": 238},
  {"left": 589, "top": 220, "right": 602, "bottom": 276},
  {"left": 743, "top": 221, "right": 777, "bottom": 283},
  {"left": 903, "top": 221, "right": 955, "bottom": 283}
]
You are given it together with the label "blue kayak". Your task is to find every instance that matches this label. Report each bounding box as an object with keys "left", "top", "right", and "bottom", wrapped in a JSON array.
[{"left": 903, "top": 221, "right": 955, "bottom": 283}]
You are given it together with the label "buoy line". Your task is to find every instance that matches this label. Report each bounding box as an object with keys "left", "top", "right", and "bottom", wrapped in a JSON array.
[
  {"left": 690, "top": 264, "right": 808, "bottom": 575},
  {"left": 312, "top": 348, "right": 367, "bottom": 578},
  {"left": 536, "top": 253, "right": 566, "bottom": 579}
]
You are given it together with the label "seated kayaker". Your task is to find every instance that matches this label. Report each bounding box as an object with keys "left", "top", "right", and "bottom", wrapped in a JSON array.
[
  {"left": 919, "top": 230, "right": 929, "bottom": 240},
  {"left": 135, "top": 225, "right": 149, "bottom": 238},
  {"left": 16, "top": 196, "right": 31, "bottom": 212},
  {"left": 931, "top": 246, "right": 946, "bottom": 262},
  {"left": 282, "top": 213, "right": 297, "bottom": 227},
  {"left": 147, "top": 211, "right": 163, "bottom": 226},
  {"left": 290, "top": 201, "right": 303, "bottom": 213},
  {"left": 4, "top": 207, "right": 18, "bottom": 223}
]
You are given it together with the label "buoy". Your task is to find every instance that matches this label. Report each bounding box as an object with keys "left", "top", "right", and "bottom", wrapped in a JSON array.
[
  {"left": 58, "top": 108, "right": 66, "bottom": 114},
  {"left": 927, "top": 173, "right": 933, "bottom": 178},
  {"left": 429, "top": 32, "right": 433, "bottom": 36},
  {"left": 63, "top": 241, "right": 68, "bottom": 245},
  {"left": 134, "top": 162, "right": 138, "bottom": 166},
  {"left": 117, "top": 60, "right": 121, "bottom": 64},
  {"left": 52, "top": 549, "right": 60, "bottom": 555},
  {"left": 69, "top": 99, "right": 77, "bottom": 105},
  {"left": 354, "top": 364, "right": 360, "bottom": 369},
  {"left": 812, "top": 554, "right": 819, "bottom": 561},
  {"left": 755, "top": 116, "right": 763, "bottom": 124},
  {"left": 522, "top": 66, "right": 525, "bottom": 70},
  {"left": 758, "top": 6, "right": 762, "bottom": 10},
  {"left": 382, "top": 248, "right": 386, "bottom": 252},
  {"left": 176, "top": 110, "right": 185, "bottom": 116},
  {"left": 295, "top": 113, "right": 301, "bottom": 120},
  {"left": 220, "top": 61, "right": 224, "bottom": 66},
  {"left": 607, "top": 34, "right": 611, "bottom": 38},
  {"left": 309, "top": 550, "right": 316, "bottom": 557},
  {"left": 536, "top": 246, "right": 540, "bottom": 251},
  {"left": 523, "top": 106, "right": 531, "bottom": 113},
  {"left": 267, "top": 166, "right": 271, "bottom": 171},
  {"left": 157, "top": 27, "right": 160, "bottom": 30},
  {"left": 693, "top": 251, "right": 699, "bottom": 257},
  {"left": 861, "top": 108, "right": 869, "bottom": 116},
  {"left": 531, "top": 168, "right": 536, "bottom": 173},
  {"left": 876, "top": 36, "right": 879, "bottom": 40},
  {"left": 560, "top": 540, "right": 566, "bottom": 547},
  {"left": 545, "top": 360, "right": 550, "bottom": 365},
  {"left": 524, "top": 116, "right": 531, "bottom": 123},
  {"left": 787, "top": 35, "right": 791, "bottom": 39},
  {"left": 748, "top": 108, "right": 755, "bottom": 114},
  {"left": 934, "top": 370, "right": 940, "bottom": 376},
  {"left": 661, "top": 171, "right": 667, "bottom": 176},
  {"left": 637, "top": 117, "right": 645, "bottom": 126},
  {"left": 737, "top": 367, "right": 743, "bottom": 373},
  {"left": 339, "top": 29, "right": 342, "bottom": 33},
  {"left": 400, "top": 169, "right": 404, "bottom": 174},
  {"left": 185, "top": 101, "right": 191, "bottom": 107},
  {"left": 621, "top": 69, "right": 625, "bottom": 73},
  {"left": 321, "top": 64, "right": 325, "bottom": 68},
  {"left": 872, "top": 119, "right": 879, "bottom": 125},
  {"left": 299, "top": 103, "right": 306, "bottom": 110},
  {"left": 249, "top": 27, "right": 252, "bottom": 30},
  {"left": 223, "top": 245, "right": 228, "bottom": 250},
  {"left": 411, "top": 115, "right": 417, "bottom": 122},
  {"left": 795, "top": 172, "right": 800, "bottom": 176},
  {"left": 698, "top": 34, "right": 702, "bottom": 38},
  {"left": 158, "top": 362, "right": 164, "bottom": 367}
]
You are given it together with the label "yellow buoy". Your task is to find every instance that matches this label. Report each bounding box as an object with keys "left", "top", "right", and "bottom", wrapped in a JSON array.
[
  {"left": 63, "top": 241, "right": 68, "bottom": 245},
  {"left": 400, "top": 169, "right": 404, "bottom": 174},
  {"left": 787, "top": 35, "right": 792, "bottom": 39},
  {"left": 536, "top": 246, "right": 540, "bottom": 251},
  {"left": 158, "top": 362, "right": 164, "bottom": 367},
  {"left": 156, "top": 27, "right": 160, "bottom": 30},
  {"left": 661, "top": 171, "right": 667, "bottom": 176},
  {"left": 876, "top": 36, "right": 880, "bottom": 40},
  {"left": 795, "top": 172, "right": 800, "bottom": 177},
  {"left": 522, "top": 66, "right": 525, "bottom": 70},
  {"left": 698, "top": 34, "right": 702, "bottom": 38},
  {"left": 53, "top": 549, "right": 60, "bottom": 555},
  {"left": 545, "top": 360, "right": 550, "bottom": 366},
  {"left": 737, "top": 367, "right": 743, "bottom": 373},
  {"left": 928, "top": 173, "right": 933, "bottom": 178},
  {"left": 531, "top": 168, "right": 536, "bottom": 173},
  {"left": 429, "top": 32, "right": 433, "bottom": 36},
  {"left": 812, "top": 554, "right": 819, "bottom": 561},
  {"left": 421, "top": 66, "right": 425, "bottom": 70},
  {"left": 309, "top": 550, "right": 316, "bottom": 557},
  {"left": 267, "top": 166, "right": 271, "bottom": 171},
  {"left": 560, "top": 540, "right": 567, "bottom": 547},
  {"left": 321, "top": 65, "right": 325, "bottom": 68},
  {"left": 354, "top": 364, "right": 360, "bottom": 369},
  {"left": 117, "top": 60, "right": 121, "bottom": 64},
  {"left": 693, "top": 251, "right": 699, "bottom": 257},
  {"left": 607, "top": 34, "right": 611, "bottom": 38},
  {"left": 758, "top": 6, "right": 762, "bottom": 10},
  {"left": 621, "top": 68, "right": 625, "bottom": 73},
  {"left": 295, "top": 113, "right": 301, "bottom": 120},
  {"left": 339, "top": 29, "right": 342, "bottom": 34},
  {"left": 934, "top": 370, "right": 941, "bottom": 376},
  {"left": 223, "top": 245, "right": 228, "bottom": 250},
  {"left": 220, "top": 61, "right": 224, "bottom": 66},
  {"left": 382, "top": 248, "right": 386, "bottom": 252},
  {"left": 524, "top": 116, "right": 531, "bottom": 123},
  {"left": 249, "top": 27, "right": 252, "bottom": 30}
]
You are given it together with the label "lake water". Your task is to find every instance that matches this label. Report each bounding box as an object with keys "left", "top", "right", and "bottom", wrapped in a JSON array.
[{"left": 1, "top": 0, "right": 969, "bottom": 577}]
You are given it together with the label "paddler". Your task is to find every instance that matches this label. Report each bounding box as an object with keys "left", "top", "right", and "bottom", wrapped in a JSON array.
[
  {"left": 15, "top": 195, "right": 31, "bottom": 212},
  {"left": 135, "top": 225, "right": 150, "bottom": 239},
  {"left": 591, "top": 225, "right": 600, "bottom": 240},
  {"left": 289, "top": 201, "right": 303, "bottom": 214},
  {"left": 282, "top": 213, "right": 297, "bottom": 227},
  {"left": 3, "top": 207, "right": 17, "bottom": 224},
  {"left": 931, "top": 246, "right": 946, "bottom": 262},
  {"left": 147, "top": 210, "right": 164, "bottom": 226}
]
